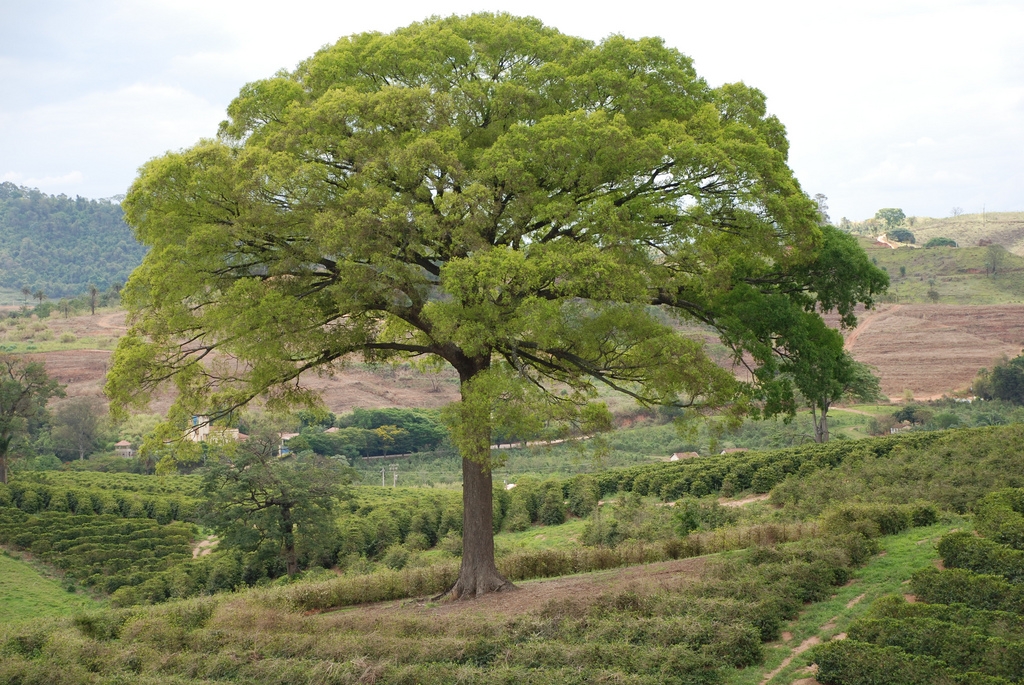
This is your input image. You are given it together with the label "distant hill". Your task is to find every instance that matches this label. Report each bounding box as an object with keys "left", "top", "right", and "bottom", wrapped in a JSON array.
[
  {"left": 0, "top": 183, "right": 147, "bottom": 299},
  {"left": 856, "top": 236, "right": 1024, "bottom": 305},
  {"left": 909, "top": 211, "right": 1024, "bottom": 256},
  {"left": 845, "top": 211, "right": 1024, "bottom": 256}
]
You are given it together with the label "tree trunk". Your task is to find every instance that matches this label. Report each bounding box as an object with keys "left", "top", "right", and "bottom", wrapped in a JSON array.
[
  {"left": 0, "top": 454, "right": 7, "bottom": 485},
  {"left": 446, "top": 456, "right": 514, "bottom": 598},
  {"left": 812, "top": 403, "right": 830, "bottom": 443},
  {"left": 444, "top": 362, "right": 515, "bottom": 599},
  {"left": 282, "top": 507, "right": 298, "bottom": 576}
]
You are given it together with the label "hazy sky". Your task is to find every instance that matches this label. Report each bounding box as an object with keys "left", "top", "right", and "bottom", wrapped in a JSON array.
[{"left": 2, "top": 0, "right": 1021, "bottom": 220}]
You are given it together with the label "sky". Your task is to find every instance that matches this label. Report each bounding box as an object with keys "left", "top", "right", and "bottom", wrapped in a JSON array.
[{"left": 1, "top": 0, "right": 1021, "bottom": 221}]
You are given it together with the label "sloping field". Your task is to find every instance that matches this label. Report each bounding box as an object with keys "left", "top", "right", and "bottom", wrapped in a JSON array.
[
  {"left": 842, "top": 303, "right": 1024, "bottom": 398},
  {"left": 16, "top": 302, "right": 1024, "bottom": 411},
  {"left": 910, "top": 211, "right": 1024, "bottom": 255}
]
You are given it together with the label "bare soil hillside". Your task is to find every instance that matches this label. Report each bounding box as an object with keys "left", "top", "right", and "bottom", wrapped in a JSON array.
[
  {"left": 18, "top": 304, "right": 1024, "bottom": 413},
  {"left": 840, "top": 304, "right": 1024, "bottom": 399},
  {"left": 22, "top": 310, "right": 460, "bottom": 414}
]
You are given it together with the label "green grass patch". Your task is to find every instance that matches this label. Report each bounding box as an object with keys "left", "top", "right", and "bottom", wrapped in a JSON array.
[{"left": 0, "top": 549, "right": 102, "bottom": 623}]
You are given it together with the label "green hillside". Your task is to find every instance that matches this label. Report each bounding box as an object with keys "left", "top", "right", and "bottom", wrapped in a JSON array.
[
  {"left": 0, "top": 550, "right": 100, "bottom": 623},
  {"left": 857, "top": 236, "right": 1024, "bottom": 304},
  {"left": 0, "top": 183, "right": 146, "bottom": 300}
]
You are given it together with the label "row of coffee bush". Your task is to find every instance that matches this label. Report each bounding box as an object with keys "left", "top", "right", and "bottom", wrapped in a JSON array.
[
  {"left": 566, "top": 430, "right": 947, "bottom": 500},
  {"left": 814, "top": 488, "right": 1024, "bottom": 684},
  {"left": 0, "top": 508, "right": 195, "bottom": 593},
  {"left": 0, "top": 479, "right": 199, "bottom": 524}
]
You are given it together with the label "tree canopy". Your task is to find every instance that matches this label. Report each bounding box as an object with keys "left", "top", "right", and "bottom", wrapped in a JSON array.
[
  {"left": 0, "top": 354, "right": 65, "bottom": 483},
  {"left": 875, "top": 208, "right": 906, "bottom": 232},
  {"left": 107, "top": 13, "right": 886, "bottom": 598}
]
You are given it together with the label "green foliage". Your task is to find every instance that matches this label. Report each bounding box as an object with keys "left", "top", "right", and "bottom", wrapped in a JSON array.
[
  {"left": 976, "top": 356, "right": 1024, "bottom": 406},
  {"left": 876, "top": 208, "right": 908, "bottom": 231},
  {"left": 926, "top": 236, "right": 958, "bottom": 248},
  {"left": 939, "top": 532, "right": 1024, "bottom": 583},
  {"left": 673, "top": 497, "right": 736, "bottom": 536},
  {"left": 813, "top": 639, "right": 1008, "bottom": 685},
  {"left": 538, "top": 485, "right": 567, "bottom": 526},
  {"left": 912, "top": 567, "right": 1024, "bottom": 614},
  {"left": 888, "top": 228, "right": 916, "bottom": 244},
  {"left": 201, "top": 431, "right": 352, "bottom": 575},
  {"left": 0, "top": 354, "right": 64, "bottom": 483},
  {"left": 771, "top": 425, "right": 1024, "bottom": 517},
  {"left": 975, "top": 488, "right": 1024, "bottom": 550},
  {"left": 0, "top": 183, "right": 146, "bottom": 297}
]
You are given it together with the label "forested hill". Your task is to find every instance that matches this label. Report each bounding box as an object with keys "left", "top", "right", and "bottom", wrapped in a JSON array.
[{"left": 0, "top": 183, "right": 147, "bottom": 298}]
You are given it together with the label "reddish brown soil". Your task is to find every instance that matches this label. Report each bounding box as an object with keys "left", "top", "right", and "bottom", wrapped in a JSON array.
[
  {"left": 837, "top": 304, "right": 1024, "bottom": 399},
  {"left": 21, "top": 304, "right": 1024, "bottom": 412},
  {"left": 348, "top": 556, "right": 707, "bottom": 620}
]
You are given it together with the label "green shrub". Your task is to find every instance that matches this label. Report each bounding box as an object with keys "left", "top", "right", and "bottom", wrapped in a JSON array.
[
  {"left": 538, "top": 487, "right": 567, "bottom": 526},
  {"left": 812, "top": 639, "right": 1007, "bottom": 685},
  {"left": 939, "top": 532, "right": 1024, "bottom": 583},
  {"left": 911, "top": 567, "right": 1024, "bottom": 614},
  {"left": 822, "top": 503, "right": 912, "bottom": 538},
  {"left": 848, "top": 616, "right": 1024, "bottom": 680},
  {"left": 976, "top": 489, "right": 1024, "bottom": 550}
]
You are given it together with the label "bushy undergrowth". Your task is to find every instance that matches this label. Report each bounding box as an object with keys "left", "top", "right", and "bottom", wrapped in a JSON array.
[{"left": 0, "top": 535, "right": 869, "bottom": 685}]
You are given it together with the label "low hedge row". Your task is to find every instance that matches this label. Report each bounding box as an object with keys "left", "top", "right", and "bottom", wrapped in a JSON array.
[
  {"left": 939, "top": 532, "right": 1024, "bottom": 583},
  {"left": 569, "top": 430, "right": 948, "bottom": 501},
  {"left": 814, "top": 639, "right": 1011, "bottom": 685},
  {"left": 911, "top": 567, "right": 1024, "bottom": 615},
  {"left": 847, "top": 616, "right": 1024, "bottom": 680},
  {"left": 866, "top": 595, "right": 1024, "bottom": 642},
  {"left": 976, "top": 489, "right": 1024, "bottom": 551},
  {"left": 0, "top": 480, "right": 198, "bottom": 523},
  {"left": 0, "top": 508, "right": 195, "bottom": 592}
]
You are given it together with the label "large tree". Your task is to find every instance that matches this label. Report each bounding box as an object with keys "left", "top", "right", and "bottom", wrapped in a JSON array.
[
  {"left": 107, "top": 14, "right": 885, "bottom": 598},
  {"left": 0, "top": 354, "right": 64, "bottom": 483}
]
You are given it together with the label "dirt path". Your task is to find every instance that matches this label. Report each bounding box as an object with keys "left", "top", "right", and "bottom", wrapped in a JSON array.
[
  {"left": 844, "top": 304, "right": 901, "bottom": 351},
  {"left": 719, "top": 493, "right": 770, "bottom": 508},
  {"left": 331, "top": 556, "right": 708, "bottom": 620}
]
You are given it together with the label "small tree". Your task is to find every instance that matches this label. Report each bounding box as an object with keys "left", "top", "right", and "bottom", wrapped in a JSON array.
[
  {"left": 33, "top": 290, "right": 46, "bottom": 305},
  {"left": 88, "top": 284, "right": 99, "bottom": 316},
  {"left": 789, "top": 323, "right": 883, "bottom": 443},
  {"left": 875, "top": 208, "right": 906, "bottom": 231},
  {"left": 925, "top": 237, "right": 957, "bottom": 248},
  {"left": 200, "top": 426, "right": 351, "bottom": 576},
  {"left": 0, "top": 354, "right": 65, "bottom": 483},
  {"left": 950, "top": 207, "right": 964, "bottom": 218},
  {"left": 985, "top": 244, "right": 1007, "bottom": 277},
  {"left": 52, "top": 397, "right": 104, "bottom": 461},
  {"left": 20, "top": 287, "right": 30, "bottom": 304}
]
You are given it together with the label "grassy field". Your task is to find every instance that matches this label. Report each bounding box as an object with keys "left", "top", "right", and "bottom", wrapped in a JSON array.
[
  {"left": 0, "top": 549, "right": 102, "bottom": 623},
  {"left": 856, "top": 237, "right": 1024, "bottom": 304}
]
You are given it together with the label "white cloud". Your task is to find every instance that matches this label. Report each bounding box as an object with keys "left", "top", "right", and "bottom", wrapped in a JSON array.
[
  {"left": 1, "top": 84, "right": 223, "bottom": 197},
  {"left": 3, "top": 0, "right": 1023, "bottom": 216}
]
